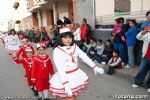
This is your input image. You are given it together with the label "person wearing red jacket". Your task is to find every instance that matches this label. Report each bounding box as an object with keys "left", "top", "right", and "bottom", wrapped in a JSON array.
[
  {"left": 31, "top": 42, "right": 54, "bottom": 100},
  {"left": 16, "top": 38, "right": 34, "bottom": 58},
  {"left": 12, "top": 47, "right": 38, "bottom": 96}
]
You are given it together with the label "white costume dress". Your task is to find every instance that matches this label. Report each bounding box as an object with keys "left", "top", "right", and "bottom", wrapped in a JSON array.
[
  {"left": 7, "top": 35, "right": 21, "bottom": 53},
  {"left": 49, "top": 44, "right": 96, "bottom": 97}
]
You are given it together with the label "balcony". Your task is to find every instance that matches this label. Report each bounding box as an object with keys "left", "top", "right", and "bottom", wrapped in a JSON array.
[{"left": 27, "top": 0, "right": 48, "bottom": 12}]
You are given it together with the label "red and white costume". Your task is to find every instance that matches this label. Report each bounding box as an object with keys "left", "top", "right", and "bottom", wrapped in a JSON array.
[
  {"left": 49, "top": 44, "right": 97, "bottom": 98},
  {"left": 16, "top": 45, "right": 34, "bottom": 58},
  {"left": 31, "top": 55, "right": 54, "bottom": 92},
  {"left": 14, "top": 57, "right": 34, "bottom": 87},
  {"left": 7, "top": 35, "right": 21, "bottom": 53}
]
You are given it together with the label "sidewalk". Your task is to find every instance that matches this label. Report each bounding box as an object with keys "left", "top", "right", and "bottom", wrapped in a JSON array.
[{"left": 89, "top": 60, "right": 139, "bottom": 81}]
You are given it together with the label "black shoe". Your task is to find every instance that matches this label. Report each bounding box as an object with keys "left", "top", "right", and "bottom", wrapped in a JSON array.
[
  {"left": 24, "top": 74, "right": 27, "bottom": 77},
  {"left": 38, "top": 97, "right": 42, "bottom": 100},
  {"left": 34, "top": 90, "right": 38, "bottom": 96},
  {"left": 31, "top": 87, "right": 38, "bottom": 96}
]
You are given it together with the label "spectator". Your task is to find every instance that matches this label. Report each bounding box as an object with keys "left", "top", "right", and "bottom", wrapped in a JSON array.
[
  {"left": 73, "top": 23, "right": 82, "bottom": 48},
  {"left": 107, "top": 50, "right": 122, "bottom": 75},
  {"left": 112, "top": 17, "right": 128, "bottom": 65},
  {"left": 63, "top": 16, "right": 71, "bottom": 25},
  {"left": 81, "top": 18, "right": 92, "bottom": 44},
  {"left": 132, "top": 11, "right": 150, "bottom": 93},
  {"left": 82, "top": 37, "right": 96, "bottom": 53},
  {"left": 57, "top": 18, "right": 64, "bottom": 26},
  {"left": 96, "top": 39, "right": 114, "bottom": 63},
  {"left": 93, "top": 39, "right": 105, "bottom": 63},
  {"left": 35, "top": 28, "right": 41, "bottom": 43},
  {"left": 40, "top": 27, "right": 48, "bottom": 42},
  {"left": 125, "top": 19, "right": 138, "bottom": 68},
  {"left": 112, "top": 18, "right": 122, "bottom": 40}
]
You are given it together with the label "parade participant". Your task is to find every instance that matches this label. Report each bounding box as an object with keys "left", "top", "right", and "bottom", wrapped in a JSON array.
[
  {"left": 107, "top": 50, "right": 122, "bottom": 75},
  {"left": 16, "top": 37, "right": 34, "bottom": 58},
  {"left": 31, "top": 42, "right": 54, "bottom": 100},
  {"left": 7, "top": 29, "right": 21, "bottom": 54},
  {"left": 49, "top": 28, "right": 104, "bottom": 100},
  {"left": 12, "top": 47, "right": 38, "bottom": 96},
  {"left": 1, "top": 32, "right": 8, "bottom": 45}
]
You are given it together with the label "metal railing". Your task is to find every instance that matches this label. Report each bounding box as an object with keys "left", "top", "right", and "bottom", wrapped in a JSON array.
[{"left": 96, "top": 10, "right": 149, "bottom": 25}]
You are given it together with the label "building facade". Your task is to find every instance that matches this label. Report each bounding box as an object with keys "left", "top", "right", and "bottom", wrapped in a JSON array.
[
  {"left": 16, "top": 0, "right": 150, "bottom": 31},
  {"left": 13, "top": 0, "right": 32, "bottom": 31}
]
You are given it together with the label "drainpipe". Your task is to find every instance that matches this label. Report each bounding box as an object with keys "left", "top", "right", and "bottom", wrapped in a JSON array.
[
  {"left": 93, "top": 0, "right": 96, "bottom": 29},
  {"left": 141, "top": 0, "right": 143, "bottom": 13}
]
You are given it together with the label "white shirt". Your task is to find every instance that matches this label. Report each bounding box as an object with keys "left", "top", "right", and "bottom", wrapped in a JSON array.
[
  {"left": 73, "top": 28, "right": 81, "bottom": 41},
  {"left": 136, "top": 31, "right": 150, "bottom": 57},
  {"left": 53, "top": 44, "right": 96, "bottom": 83}
]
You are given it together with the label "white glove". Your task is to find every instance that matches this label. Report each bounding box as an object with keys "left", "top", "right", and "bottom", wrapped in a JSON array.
[
  {"left": 94, "top": 67, "right": 104, "bottom": 75},
  {"left": 64, "top": 83, "right": 72, "bottom": 96}
]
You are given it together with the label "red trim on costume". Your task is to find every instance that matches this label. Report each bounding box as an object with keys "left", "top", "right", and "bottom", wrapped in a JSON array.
[
  {"left": 57, "top": 44, "right": 76, "bottom": 63},
  {"left": 50, "top": 78, "right": 89, "bottom": 90},
  {"left": 49, "top": 79, "right": 89, "bottom": 98},
  {"left": 63, "top": 81, "right": 69, "bottom": 85},
  {"left": 65, "top": 67, "right": 79, "bottom": 74},
  {"left": 92, "top": 66, "right": 96, "bottom": 70}
]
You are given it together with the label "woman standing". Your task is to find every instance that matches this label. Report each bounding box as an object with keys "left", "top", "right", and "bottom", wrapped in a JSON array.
[
  {"left": 125, "top": 19, "right": 138, "bottom": 68},
  {"left": 7, "top": 29, "right": 21, "bottom": 54},
  {"left": 73, "top": 23, "right": 82, "bottom": 48},
  {"left": 49, "top": 28, "right": 104, "bottom": 100}
]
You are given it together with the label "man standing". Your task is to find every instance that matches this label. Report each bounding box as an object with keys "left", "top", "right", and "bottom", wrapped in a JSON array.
[{"left": 132, "top": 11, "right": 150, "bottom": 93}]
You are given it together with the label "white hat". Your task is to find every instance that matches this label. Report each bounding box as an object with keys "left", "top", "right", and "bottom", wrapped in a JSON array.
[
  {"left": 36, "top": 42, "right": 46, "bottom": 48},
  {"left": 59, "top": 28, "right": 71, "bottom": 34},
  {"left": 22, "top": 38, "right": 28, "bottom": 42},
  {"left": 25, "top": 47, "right": 32, "bottom": 52}
]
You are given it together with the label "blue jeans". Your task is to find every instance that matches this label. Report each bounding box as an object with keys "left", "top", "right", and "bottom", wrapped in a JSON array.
[
  {"left": 114, "top": 43, "right": 128, "bottom": 63},
  {"left": 134, "top": 58, "right": 150, "bottom": 88},
  {"left": 93, "top": 54, "right": 111, "bottom": 63},
  {"left": 127, "top": 46, "right": 134, "bottom": 66}
]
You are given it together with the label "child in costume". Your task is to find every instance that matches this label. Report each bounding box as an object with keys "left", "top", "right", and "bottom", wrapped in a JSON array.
[
  {"left": 12, "top": 47, "right": 38, "bottom": 96},
  {"left": 31, "top": 42, "right": 54, "bottom": 100},
  {"left": 16, "top": 38, "right": 34, "bottom": 58},
  {"left": 7, "top": 29, "right": 21, "bottom": 54},
  {"left": 107, "top": 50, "right": 122, "bottom": 75},
  {"left": 49, "top": 28, "right": 104, "bottom": 100}
]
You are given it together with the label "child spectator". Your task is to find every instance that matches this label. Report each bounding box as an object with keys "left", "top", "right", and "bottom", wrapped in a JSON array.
[
  {"left": 112, "top": 18, "right": 123, "bottom": 40},
  {"left": 93, "top": 39, "right": 104, "bottom": 62},
  {"left": 94, "top": 39, "right": 114, "bottom": 64},
  {"left": 107, "top": 50, "right": 122, "bottom": 75},
  {"left": 125, "top": 19, "right": 138, "bottom": 68},
  {"left": 82, "top": 37, "right": 96, "bottom": 53}
]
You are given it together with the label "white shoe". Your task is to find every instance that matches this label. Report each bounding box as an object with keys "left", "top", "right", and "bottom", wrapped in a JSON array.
[
  {"left": 125, "top": 65, "right": 132, "bottom": 68},
  {"left": 132, "top": 84, "right": 139, "bottom": 88},
  {"left": 147, "top": 88, "right": 150, "bottom": 93}
]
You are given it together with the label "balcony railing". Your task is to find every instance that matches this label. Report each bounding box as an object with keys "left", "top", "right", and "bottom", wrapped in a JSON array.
[
  {"left": 96, "top": 10, "right": 148, "bottom": 25},
  {"left": 27, "top": 0, "right": 48, "bottom": 11}
]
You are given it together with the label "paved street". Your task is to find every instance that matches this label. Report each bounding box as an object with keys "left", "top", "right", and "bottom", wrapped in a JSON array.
[{"left": 0, "top": 42, "right": 149, "bottom": 100}]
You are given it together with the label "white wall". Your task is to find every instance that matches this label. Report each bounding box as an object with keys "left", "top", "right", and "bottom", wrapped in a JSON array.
[
  {"left": 16, "top": 0, "right": 31, "bottom": 20},
  {"left": 95, "top": 0, "right": 114, "bottom": 16},
  {"left": 131, "top": 0, "right": 150, "bottom": 12},
  {"left": 57, "top": 2, "right": 69, "bottom": 20}
]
